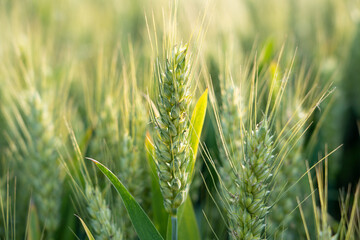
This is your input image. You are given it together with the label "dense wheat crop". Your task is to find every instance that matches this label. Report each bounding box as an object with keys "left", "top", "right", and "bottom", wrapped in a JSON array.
[{"left": 1, "top": 0, "right": 360, "bottom": 239}]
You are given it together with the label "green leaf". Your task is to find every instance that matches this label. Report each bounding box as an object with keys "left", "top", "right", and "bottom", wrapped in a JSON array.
[
  {"left": 76, "top": 215, "right": 95, "bottom": 240},
  {"left": 166, "top": 216, "right": 172, "bottom": 240},
  {"left": 26, "top": 202, "right": 41, "bottom": 240},
  {"left": 188, "top": 89, "right": 208, "bottom": 180},
  {"left": 258, "top": 38, "right": 274, "bottom": 72},
  {"left": 178, "top": 197, "right": 201, "bottom": 240},
  {"left": 89, "top": 158, "right": 164, "bottom": 240},
  {"left": 57, "top": 178, "right": 77, "bottom": 240},
  {"left": 165, "top": 197, "right": 201, "bottom": 240}
]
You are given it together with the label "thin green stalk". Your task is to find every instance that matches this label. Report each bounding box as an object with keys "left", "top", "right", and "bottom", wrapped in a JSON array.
[{"left": 171, "top": 215, "right": 178, "bottom": 240}]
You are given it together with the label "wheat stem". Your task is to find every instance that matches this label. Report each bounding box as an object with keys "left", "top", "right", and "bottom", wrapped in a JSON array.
[{"left": 171, "top": 214, "right": 178, "bottom": 240}]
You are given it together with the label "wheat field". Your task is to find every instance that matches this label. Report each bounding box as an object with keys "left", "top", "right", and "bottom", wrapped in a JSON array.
[{"left": 0, "top": 0, "right": 359, "bottom": 239}]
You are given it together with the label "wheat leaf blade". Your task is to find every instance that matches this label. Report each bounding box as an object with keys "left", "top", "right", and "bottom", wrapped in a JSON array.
[
  {"left": 178, "top": 197, "right": 201, "bottom": 240},
  {"left": 88, "top": 158, "right": 164, "bottom": 240},
  {"left": 26, "top": 202, "right": 41, "bottom": 240},
  {"left": 188, "top": 88, "right": 208, "bottom": 179}
]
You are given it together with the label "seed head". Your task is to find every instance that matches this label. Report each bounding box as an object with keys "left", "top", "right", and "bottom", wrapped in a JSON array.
[
  {"left": 85, "top": 184, "right": 122, "bottom": 240},
  {"left": 224, "top": 122, "right": 275, "bottom": 240},
  {"left": 152, "top": 44, "right": 192, "bottom": 215}
]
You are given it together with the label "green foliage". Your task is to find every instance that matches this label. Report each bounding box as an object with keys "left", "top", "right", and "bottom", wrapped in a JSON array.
[
  {"left": 76, "top": 215, "right": 95, "bottom": 240},
  {"left": 188, "top": 89, "right": 209, "bottom": 180},
  {"left": 178, "top": 197, "right": 201, "bottom": 240},
  {"left": 90, "top": 159, "right": 164, "bottom": 240}
]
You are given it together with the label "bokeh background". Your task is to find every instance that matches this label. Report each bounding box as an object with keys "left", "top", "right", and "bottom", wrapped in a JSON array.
[{"left": 0, "top": 0, "right": 359, "bottom": 239}]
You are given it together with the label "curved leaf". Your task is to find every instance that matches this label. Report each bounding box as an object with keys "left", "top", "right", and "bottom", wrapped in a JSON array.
[
  {"left": 178, "top": 196, "right": 201, "bottom": 240},
  {"left": 26, "top": 202, "right": 41, "bottom": 240},
  {"left": 188, "top": 89, "right": 208, "bottom": 180},
  {"left": 88, "top": 158, "right": 164, "bottom": 240}
]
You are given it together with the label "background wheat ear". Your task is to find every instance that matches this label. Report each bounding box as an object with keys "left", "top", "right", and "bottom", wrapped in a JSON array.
[
  {"left": 227, "top": 121, "right": 275, "bottom": 240},
  {"left": 212, "top": 55, "right": 278, "bottom": 239},
  {"left": 218, "top": 84, "right": 245, "bottom": 194},
  {"left": 84, "top": 183, "right": 122, "bottom": 240},
  {"left": 2, "top": 89, "right": 63, "bottom": 239},
  {"left": 63, "top": 122, "right": 123, "bottom": 240},
  {"left": 114, "top": 69, "right": 150, "bottom": 240},
  {"left": 217, "top": 103, "right": 276, "bottom": 240}
]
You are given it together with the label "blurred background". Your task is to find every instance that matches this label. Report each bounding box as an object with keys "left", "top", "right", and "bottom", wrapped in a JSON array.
[{"left": 0, "top": 0, "right": 359, "bottom": 239}]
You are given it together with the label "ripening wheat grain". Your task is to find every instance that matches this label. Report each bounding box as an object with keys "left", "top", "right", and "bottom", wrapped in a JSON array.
[
  {"left": 152, "top": 44, "right": 193, "bottom": 215},
  {"left": 116, "top": 131, "right": 147, "bottom": 239}
]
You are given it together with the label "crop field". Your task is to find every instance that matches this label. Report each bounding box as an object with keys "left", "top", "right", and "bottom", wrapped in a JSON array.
[{"left": 0, "top": 0, "right": 359, "bottom": 239}]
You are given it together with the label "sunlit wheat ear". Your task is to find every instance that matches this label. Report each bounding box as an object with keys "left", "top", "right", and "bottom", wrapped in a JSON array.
[
  {"left": 4, "top": 90, "right": 62, "bottom": 238},
  {"left": 225, "top": 121, "right": 275, "bottom": 240},
  {"left": 152, "top": 43, "right": 192, "bottom": 215},
  {"left": 85, "top": 183, "right": 122, "bottom": 240}
]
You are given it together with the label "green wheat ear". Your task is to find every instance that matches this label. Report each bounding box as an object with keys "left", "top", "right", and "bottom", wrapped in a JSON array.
[
  {"left": 85, "top": 183, "right": 122, "bottom": 240},
  {"left": 219, "top": 85, "right": 245, "bottom": 194},
  {"left": 224, "top": 121, "right": 275, "bottom": 240},
  {"left": 4, "top": 90, "right": 62, "bottom": 238},
  {"left": 116, "top": 131, "right": 147, "bottom": 240},
  {"left": 89, "top": 95, "right": 120, "bottom": 162},
  {"left": 152, "top": 43, "right": 192, "bottom": 215}
]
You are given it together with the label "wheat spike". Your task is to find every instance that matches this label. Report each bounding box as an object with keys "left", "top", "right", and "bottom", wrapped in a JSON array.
[
  {"left": 152, "top": 44, "right": 192, "bottom": 215},
  {"left": 4, "top": 90, "right": 62, "bottom": 238},
  {"left": 224, "top": 121, "right": 275, "bottom": 240},
  {"left": 85, "top": 183, "right": 122, "bottom": 240}
]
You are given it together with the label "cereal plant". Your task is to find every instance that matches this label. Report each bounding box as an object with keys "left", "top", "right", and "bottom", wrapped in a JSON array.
[{"left": 1, "top": 0, "right": 359, "bottom": 240}]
